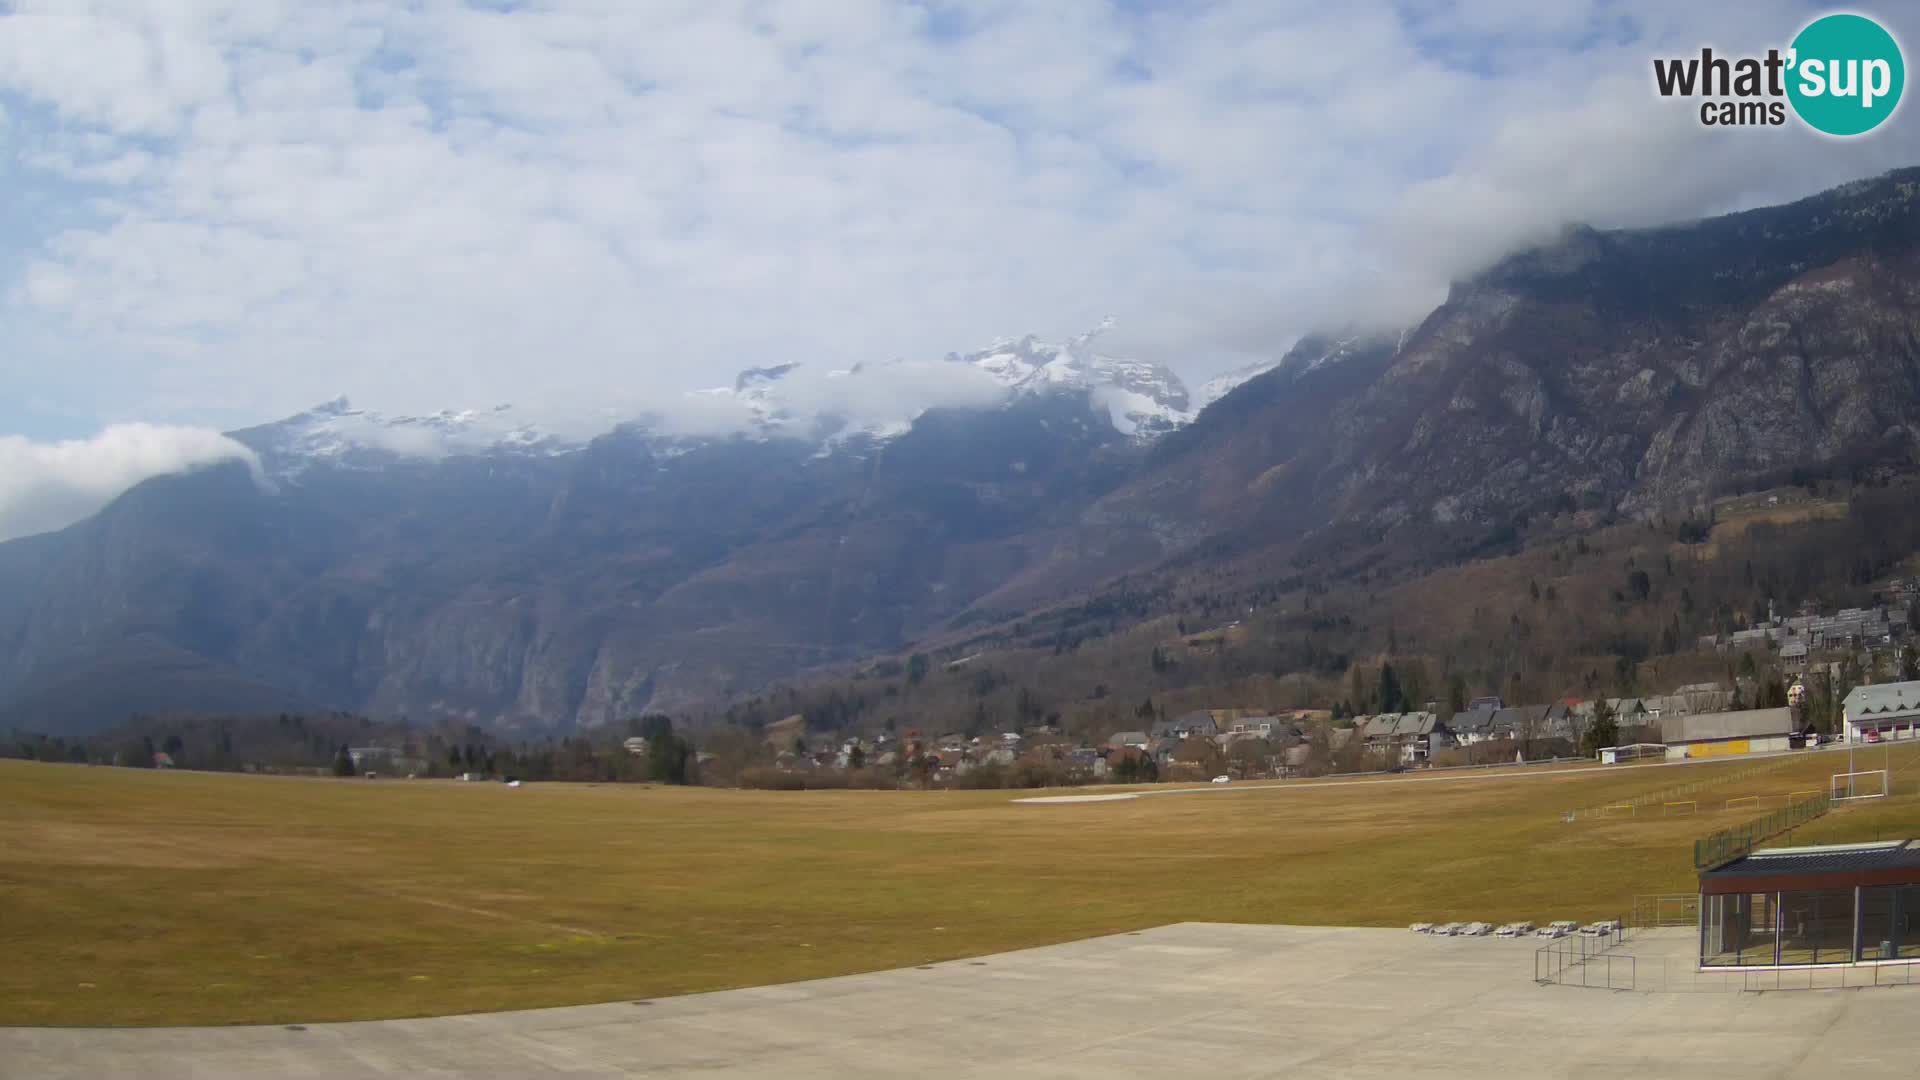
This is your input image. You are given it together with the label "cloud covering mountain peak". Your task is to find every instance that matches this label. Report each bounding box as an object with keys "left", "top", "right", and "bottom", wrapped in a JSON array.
[{"left": 0, "top": 424, "right": 265, "bottom": 543}]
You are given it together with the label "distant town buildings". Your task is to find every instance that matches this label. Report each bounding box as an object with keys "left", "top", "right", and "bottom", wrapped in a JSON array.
[{"left": 1699, "top": 600, "right": 1909, "bottom": 671}]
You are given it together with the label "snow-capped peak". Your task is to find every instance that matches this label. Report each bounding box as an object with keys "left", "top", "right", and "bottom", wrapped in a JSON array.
[
  {"left": 236, "top": 397, "right": 576, "bottom": 477},
  {"left": 687, "top": 323, "right": 1195, "bottom": 444},
  {"left": 942, "top": 322, "right": 1193, "bottom": 438},
  {"left": 1193, "top": 360, "right": 1282, "bottom": 413}
]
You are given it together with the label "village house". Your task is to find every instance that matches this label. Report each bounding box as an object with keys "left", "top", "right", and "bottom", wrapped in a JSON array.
[
  {"left": 1226, "top": 715, "right": 1285, "bottom": 739},
  {"left": 1150, "top": 712, "right": 1218, "bottom": 740},
  {"left": 1778, "top": 638, "right": 1811, "bottom": 671},
  {"left": 1360, "top": 711, "right": 1445, "bottom": 764},
  {"left": 1447, "top": 705, "right": 1500, "bottom": 746},
  {"left": 1607, "top": 698, "right": 1650, "bottom": 723}
]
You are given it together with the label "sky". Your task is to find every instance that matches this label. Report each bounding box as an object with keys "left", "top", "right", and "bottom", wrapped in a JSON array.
[{"left": 0, "top": 0, "right": 1917, "bottom": 540}]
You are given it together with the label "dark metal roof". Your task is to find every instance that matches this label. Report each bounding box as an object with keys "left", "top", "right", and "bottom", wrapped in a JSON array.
[{"left": 1700, "top": 840, "right": 1920, "bottom": 883}]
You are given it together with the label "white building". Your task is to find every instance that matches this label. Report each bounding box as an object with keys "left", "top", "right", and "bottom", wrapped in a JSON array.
[{"left": 1842, "top": 681, "right": 1920, "bottom": 743}]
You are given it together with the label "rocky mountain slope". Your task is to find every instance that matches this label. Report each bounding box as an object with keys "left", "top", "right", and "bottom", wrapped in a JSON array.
[
  {"left": 1063, "top": 170, "right": 1920, "bottom": 582},
  {"left": 6, "top": 169, "right": 1920, "bottom": 734}
]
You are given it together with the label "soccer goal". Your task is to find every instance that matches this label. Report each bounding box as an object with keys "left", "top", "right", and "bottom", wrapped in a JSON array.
[
  {"left": 1831, "top": 770, "right": 1891, "bottom": 801},
  {"left": 1601, "top": 743, "right": 1667, "bottom": 765},
  {"left": 1664, "top": 800, "right": 1697, "bottom": 816},
  {"left": 1601, "top": 803, "right": 1636, "bottom": 819},
  {"left": 1725, "top": 794, "right": 1759, "bottom": 812}
]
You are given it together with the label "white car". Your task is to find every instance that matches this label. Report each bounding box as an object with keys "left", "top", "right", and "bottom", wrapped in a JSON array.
[
  {"left": 1433, "top": 922, "right": 1464, "bottom": 936},
  {"left": 1211, "top": 775, "right": 1232, "bottom": 784},
  {"left": 1534, "top": 924, "right": 1569, "bottom": 939},
  {"left": 1409, "top": 922, "right": 1434, "bottom": 934},
  {"left": 1460, "top": 921, "right": 1494, "bottom": 936},
  {"left": 1578, "top": 920, "right": 1619, "bottom": 938},
  {"left": 1545, "top": 920, "right": 1580, "bottom": 936},
  {"left": 1494, "top": 921, "right": 1534, "bottom": 938}
]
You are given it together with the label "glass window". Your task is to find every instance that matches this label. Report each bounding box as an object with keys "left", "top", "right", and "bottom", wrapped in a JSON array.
[
  {"left": 1779, "top": 889, "right": 1854, "bottom": 965},
  {"left": 1861, "top": 887, "right": 1897, "bottom": 961},
  {"left": 1702, "top": 892, "right": 1776, "bottom": 966},
  {"left": 1743, "top": 892, "right": 1778, "bottom": 965},
  {"left": 1702, "top": 893, "right": 1734, "bottom": 966},
  {"left": 1899, "top": 886, "right": 1920, "bottom": 960}
]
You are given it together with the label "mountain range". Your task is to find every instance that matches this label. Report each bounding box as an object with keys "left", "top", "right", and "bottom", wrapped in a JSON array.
[{"left": 5, "top": 167, "right": 1920, "bottom": 735}]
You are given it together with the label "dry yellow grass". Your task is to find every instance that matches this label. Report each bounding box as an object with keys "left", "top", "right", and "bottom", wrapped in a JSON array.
[
  {"left": 1680, "top": 498, "right": 1848, "bottom": 559},
  {"left": 2, "top": 749, "right": 1916, "bottom": 1026}
]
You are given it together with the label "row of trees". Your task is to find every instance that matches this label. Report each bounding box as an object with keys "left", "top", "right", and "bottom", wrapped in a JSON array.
[{"left": 4, "top": 712, "right": 705, "bottom": 787}]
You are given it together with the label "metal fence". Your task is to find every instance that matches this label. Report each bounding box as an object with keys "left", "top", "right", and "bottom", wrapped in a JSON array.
[
  {"left": 1533, "top": 923, "right": 1630, "bottom": 987},
  {"left": 1603, "top": 955, "right": 1920, "bottom": 993},
  {"left": 1692, "top": 793, "right": 1831, "bottom": 870},
  {"left": 1631, "top": 893, "right": 1699, "bottom": 928},
  {"left": 1533, "top": 926, "right": 1920, "bottom": 993},
  {"left": 1738, "top": 962, "right": 1920, "bottom": 991},
  {"left": 1566, "top": 754, "right": 1803, "bottom": 822}
]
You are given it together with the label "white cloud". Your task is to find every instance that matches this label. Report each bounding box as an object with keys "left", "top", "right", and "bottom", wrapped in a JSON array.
[
  {"left": 0, "top": 424, "right": 264, "bottom": 542},
  {"left": 0, "top": 0, "right": 1915, "bottom": 441}
]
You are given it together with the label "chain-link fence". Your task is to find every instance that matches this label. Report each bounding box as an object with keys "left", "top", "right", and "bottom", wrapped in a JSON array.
[
  {"left": 1564, "top": 754, "right": 1804, "bottom": 822},
  {"left": 1693, "top": 793, "right": 1831, "bottom": 870}
]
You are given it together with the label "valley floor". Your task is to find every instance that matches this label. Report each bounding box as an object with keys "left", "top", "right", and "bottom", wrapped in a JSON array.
[{"left": 1, "top": 747, "right": 1917, "bottom": 1026}]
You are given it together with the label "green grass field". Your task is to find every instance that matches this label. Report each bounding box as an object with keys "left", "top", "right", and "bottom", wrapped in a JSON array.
[{"left": 4, "top": 748, "right": 1918, "bottom": 1026}]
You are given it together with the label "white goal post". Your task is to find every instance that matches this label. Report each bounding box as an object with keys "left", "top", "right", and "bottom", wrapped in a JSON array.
[{"left": 1831, "top": 770, "right": 1891, "bottom": 802}]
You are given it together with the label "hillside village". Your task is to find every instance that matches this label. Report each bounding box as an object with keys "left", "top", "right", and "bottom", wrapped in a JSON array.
[
  {"left": 709, "top": 587, "right": 1920, "bottom": 789},
  {"left": 745, "top": 677, "right": 1915, "bottom": 790}
]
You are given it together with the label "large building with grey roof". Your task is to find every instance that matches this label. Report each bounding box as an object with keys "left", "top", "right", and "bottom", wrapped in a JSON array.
[{"left": 1843, "top": 681, "right": 1920, "bottom": 744}]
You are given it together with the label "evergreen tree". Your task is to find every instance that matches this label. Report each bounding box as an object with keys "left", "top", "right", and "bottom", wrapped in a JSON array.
[
  {"left": 332, "top": 745, "right": 356, "bottom": 777},
  {"left": 1582, "top": 698, "right": 1618, "bottom": 757},
  {"left": 1376, "top": 662, "right": 1405, "bottom": 713},
  {"left": 647, "top": 734, "right": 693, "bottom": 784}
]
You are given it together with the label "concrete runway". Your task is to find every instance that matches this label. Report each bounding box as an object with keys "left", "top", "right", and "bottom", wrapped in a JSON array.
[{"left": 5, "top": 923, "right": 1917, "bottom": 1078}]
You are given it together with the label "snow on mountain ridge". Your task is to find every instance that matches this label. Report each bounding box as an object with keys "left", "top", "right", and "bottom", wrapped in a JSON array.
[
  {"left": 683, "top": 322, "right": 1198, "bottom": 444},
  {"left": 250, "top": 324, "right": 1251, "bottom": 474},
  {"left": 239, "top": 397, "right": 576, "bottom": 477},
  {"left": 936, "top": 321, "right": 1193, "bottom": 438}
]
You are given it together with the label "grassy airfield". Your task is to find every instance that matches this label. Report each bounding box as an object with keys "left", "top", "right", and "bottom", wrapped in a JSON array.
[{"left": 3, "top": 746, "right": 1917, "bottom": 1025}]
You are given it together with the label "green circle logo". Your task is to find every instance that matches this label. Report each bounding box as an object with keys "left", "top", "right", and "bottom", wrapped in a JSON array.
[{"left": 1788, "top": 14, "right": 1905, "bottom": 136}]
